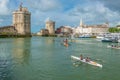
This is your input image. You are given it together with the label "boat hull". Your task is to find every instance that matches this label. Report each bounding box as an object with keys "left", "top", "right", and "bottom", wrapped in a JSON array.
[
  {"left": 102, "top": 40, "right": 112, "bottom": 42},
  {"left": 71, "top": 55, "right": 102, "bottom": 68}
]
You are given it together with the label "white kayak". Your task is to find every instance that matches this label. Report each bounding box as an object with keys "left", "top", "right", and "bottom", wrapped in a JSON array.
[{"left": 71, "top": 55, "right": 103, "bottom": 68}]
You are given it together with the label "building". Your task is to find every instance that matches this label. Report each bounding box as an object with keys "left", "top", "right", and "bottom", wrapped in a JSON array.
[
  {"left": 55, "top": 26, "right": 72, "bottom": 37},
  {"left": 13, "top": 4, "right": 31, "bottom": 35},
  {"left": 60, "top": 26, "right": 72, "bottom": 34},
  {"left": 73, "top": 19, "right": 109, "bottom": 36},
  {"left": 116, "top": 25, "right": 120, "bottom": 29},
  {"left": 45, "top": 18, "right": 55, "bottom": 35},
  {"left": 55, "top": 27, "right": 61, "bottom": 34},
  {"left": 89, "top": 24, "right": 109, "bottom": 35},
  {"left": 37, "top": 29, "right": 49, "bottom": 36},
  {"left": 0, "top": 26, "right": 17, "bottom": 35}
]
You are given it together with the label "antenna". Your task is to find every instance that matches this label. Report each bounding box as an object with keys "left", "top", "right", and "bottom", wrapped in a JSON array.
[
  {"left": 19, "top": 2, "right": 23, "bottom": 11},
  {"left": 20, "top": 2, "right": 23, "bottom": 8}
]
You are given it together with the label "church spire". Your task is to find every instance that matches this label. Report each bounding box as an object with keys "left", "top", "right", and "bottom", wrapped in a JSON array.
[{"left": 80, "top": 18, "right": 83, "bottom": 27}]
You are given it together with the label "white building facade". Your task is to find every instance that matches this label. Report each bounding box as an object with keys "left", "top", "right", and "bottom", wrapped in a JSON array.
[{"left": 73, "top": 19, "right": 109, "bottom": 36}]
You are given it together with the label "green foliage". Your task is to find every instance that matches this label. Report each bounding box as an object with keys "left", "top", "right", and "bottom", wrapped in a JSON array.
[{"left": 109, "top": 27, "right": 120, "bottom": 33}]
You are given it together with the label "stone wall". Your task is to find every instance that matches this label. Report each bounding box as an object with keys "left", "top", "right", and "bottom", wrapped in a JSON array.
[{"left": 0, "top": 26, "right": 17, "bottom": 35}]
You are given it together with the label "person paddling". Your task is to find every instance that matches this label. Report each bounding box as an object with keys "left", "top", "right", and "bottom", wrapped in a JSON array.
[
  {"left": 63, "top": 38, "right": 68, "bottom": 46},
  {"left": 86, "top": 57, "right": 90, "bottom": 62},
  {"left": 65, "top": 38, "right": 68, "bottom": 44},
  {"left": 80, "top": 54, "right": 83, "bottom": 60}
]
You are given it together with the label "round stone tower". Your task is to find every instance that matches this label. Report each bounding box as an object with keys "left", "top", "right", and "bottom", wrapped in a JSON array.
[{"left": 45, "top": 18, "right": 55, "bottom": 35}]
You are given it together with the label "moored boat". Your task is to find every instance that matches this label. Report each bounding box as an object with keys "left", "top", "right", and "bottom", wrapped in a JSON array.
[
  {"left": 107, "top": 45, "right": 120, "bottom": 49},
  {"left": 118, "top": 39, "right": 120, "bottom": 43},
  {"left": 101, "top": 37, "right": 118, "bottom": 43},
  {"left": 96, "top": 35, "right": 104, "bottom": 39},
  {"left": 79, "top": 34, "right": 92, "bottom": 38}
]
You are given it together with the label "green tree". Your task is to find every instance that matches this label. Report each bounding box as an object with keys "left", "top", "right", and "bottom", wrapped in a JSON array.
[{"left": 109, "top": 27, "right": 120, "bottom": 33}]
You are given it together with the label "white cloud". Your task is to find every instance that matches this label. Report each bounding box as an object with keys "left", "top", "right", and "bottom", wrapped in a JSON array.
[
  {"left": 95, "top": 0, "right": 120, "bottom": 12},
  {"left": 27, "top": 0, "right": 61, "bottom": 12},
  {"left": 67, "top": 1, "right": 120, "bottom": 26},
  {"left": 30, "top": 1, "right": 120, "bottom": 28},
  {"left": 0, "top": 0, "right": 10, "bottom": 15}
]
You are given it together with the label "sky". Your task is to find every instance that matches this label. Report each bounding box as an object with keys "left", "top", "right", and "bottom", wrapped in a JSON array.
[{"left": 0, "top": 0, "right": 120, "bottom": 32}]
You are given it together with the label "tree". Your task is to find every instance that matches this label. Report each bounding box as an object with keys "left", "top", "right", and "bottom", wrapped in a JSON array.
[{"left": 109, "top": 27, "right": 120, "bottom": 33}]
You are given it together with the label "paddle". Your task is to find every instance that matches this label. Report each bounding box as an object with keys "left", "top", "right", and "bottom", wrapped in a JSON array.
[{"left": 72, "top": 60, "right": 83, "bottom": 67}]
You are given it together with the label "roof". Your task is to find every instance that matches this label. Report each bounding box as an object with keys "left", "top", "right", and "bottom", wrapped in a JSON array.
[{"left": 0, "top": 25, "right": 14, "bottom": 29}]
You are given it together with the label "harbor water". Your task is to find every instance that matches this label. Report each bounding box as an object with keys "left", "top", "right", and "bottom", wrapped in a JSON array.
[{"left": 0, "top": 37, "right": 120, "bottom": 80}]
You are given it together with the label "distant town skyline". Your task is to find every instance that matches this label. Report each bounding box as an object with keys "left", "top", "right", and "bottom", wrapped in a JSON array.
[{"left": 0, "top": 0, "right": 120, "bottom": 32}]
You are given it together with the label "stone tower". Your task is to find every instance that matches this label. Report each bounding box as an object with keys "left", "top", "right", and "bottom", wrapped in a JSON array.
[
  {"left": 13, "top": 4, "right": 31, "bottom": 35},
  {"left": 45, "top": 18, "right": 55, "bottom": 35}
]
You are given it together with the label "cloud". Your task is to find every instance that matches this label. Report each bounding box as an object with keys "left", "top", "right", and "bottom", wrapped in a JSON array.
[
  {"left": 26, "top": 0, "right": 61, "bottom": 12},
  {"left": 0, "top": 0, "right": 10, "bottom": 15},
  {"left": 67, "top": 1, "right": 120, "bottom": 26},
  {"left": 29, "top": 0, "right": 120, "bottom": 30},
  {"left": 92, "top": 0, "right": 120, "bottom": 12}
]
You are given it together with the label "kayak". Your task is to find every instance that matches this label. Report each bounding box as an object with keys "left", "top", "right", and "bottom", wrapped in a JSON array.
[{"left": 71, "top": 55, "right": 102, "bottom": 68}]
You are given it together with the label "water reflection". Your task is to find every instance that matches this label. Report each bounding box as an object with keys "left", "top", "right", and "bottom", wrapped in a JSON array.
[
  {"left": 12, "top": 38, "right": 31, "bottom": 65},
  {"left": 0, "top": 40, "right": 12, "bottom": 80},
  {"left": 45, "top": 37, "right": 55, "bottom": 45}
]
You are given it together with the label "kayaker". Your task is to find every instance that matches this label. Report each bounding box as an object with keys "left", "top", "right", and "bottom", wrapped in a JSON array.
[
  {"left": 111, "top": 45, "right": 113, "bottom": 47},
  {"left": 86, "top": 57, "right": 90, "bottom": 62},
  {"left": 65, "top": 38, "right": 68, "bottom": 44},
  {"left": 80, "top": 54, "right": 83, "bottom": 60},
  {"left": 63, "top": 38, "right": 68, "bottom": 45}
]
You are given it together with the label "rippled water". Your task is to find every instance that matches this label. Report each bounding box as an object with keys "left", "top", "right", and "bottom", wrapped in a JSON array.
[{"left": 0, "top": 37, "right": 120, "bottom": 80}]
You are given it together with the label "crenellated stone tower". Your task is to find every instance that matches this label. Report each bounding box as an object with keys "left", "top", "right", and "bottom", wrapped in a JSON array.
[{"left": 13, "top": 4, "right": 31, "bottom": 35}]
